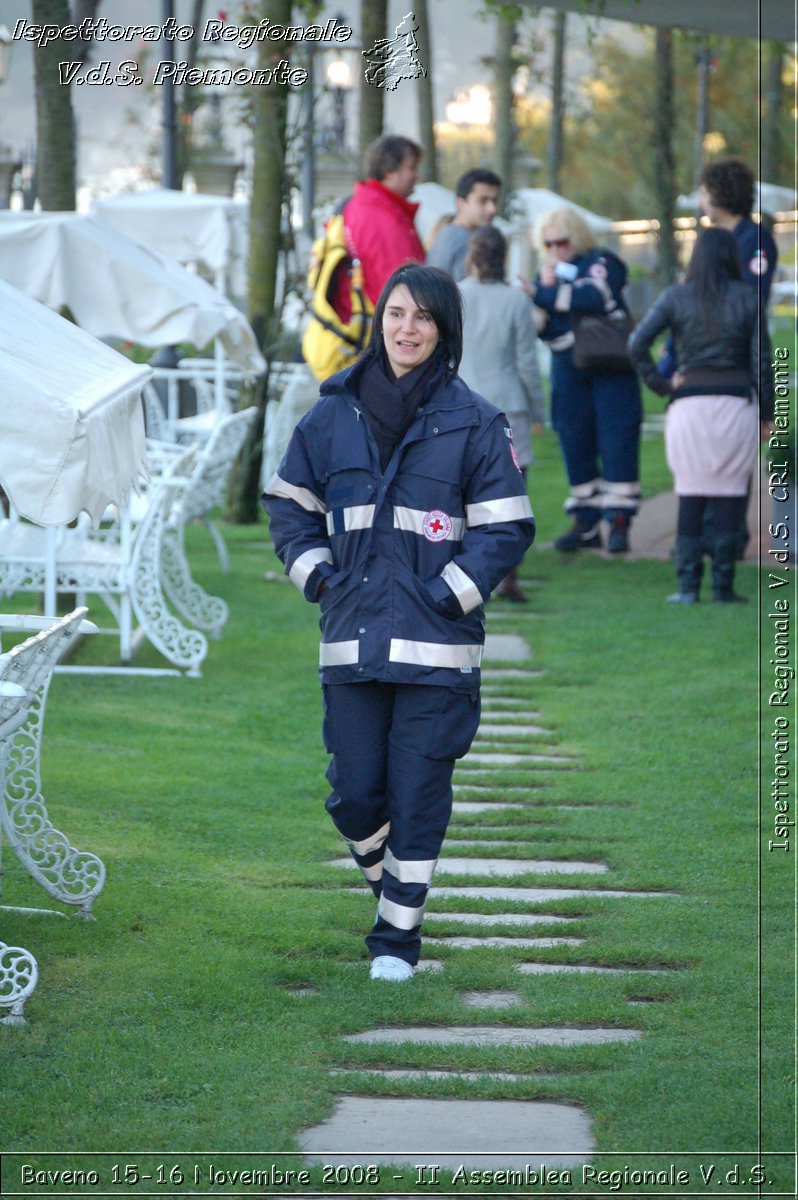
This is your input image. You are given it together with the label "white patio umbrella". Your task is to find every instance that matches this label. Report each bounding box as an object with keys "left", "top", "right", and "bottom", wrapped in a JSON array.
[
  {"left": 0, "top": 279, "right": 148, "bottom": 527},
  {"left": 0, "top": 211, "right": 264, "bottom": 376},
  {"left": 0, "top": 277, "right": 151, "bottom": 619},
  {"left": 93, "top": 188, "right": 248, "bottom": 298}
]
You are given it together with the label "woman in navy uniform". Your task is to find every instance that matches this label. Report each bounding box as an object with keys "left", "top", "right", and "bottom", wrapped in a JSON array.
[
  {"left": 263, "top": 264, "right": 535, "bottom": 981},
  {"left": 531, "top": 207, "right": 642, "bottom": 553}
]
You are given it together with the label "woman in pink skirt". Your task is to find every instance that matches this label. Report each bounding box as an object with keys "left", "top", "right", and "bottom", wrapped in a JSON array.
[{"left": 628, "top": 228, "right": 774, "bottom": 603}]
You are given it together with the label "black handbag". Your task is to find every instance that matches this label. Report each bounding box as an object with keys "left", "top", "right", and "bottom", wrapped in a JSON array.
[{"left": 571, "top": 306, "right": 635, "bottom": 374}]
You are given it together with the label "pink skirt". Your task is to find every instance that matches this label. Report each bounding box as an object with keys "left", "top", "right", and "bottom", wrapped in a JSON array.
[{"left": 665, "top": 393, "right": 759, "bottom": 496}]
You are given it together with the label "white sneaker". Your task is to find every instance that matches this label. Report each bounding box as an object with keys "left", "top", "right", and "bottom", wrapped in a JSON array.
[{"left": 369, "top": 955, "right": 414, "bottom": 982}]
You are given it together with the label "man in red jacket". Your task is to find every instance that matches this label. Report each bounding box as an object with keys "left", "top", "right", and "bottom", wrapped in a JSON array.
[{"left": 344, "top": 135, "right": 426, "bottom": 306}]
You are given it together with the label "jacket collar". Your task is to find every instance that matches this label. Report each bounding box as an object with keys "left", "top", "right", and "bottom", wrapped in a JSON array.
[{"left": 354, "top": 178, "right": 420, "bottom": 220}]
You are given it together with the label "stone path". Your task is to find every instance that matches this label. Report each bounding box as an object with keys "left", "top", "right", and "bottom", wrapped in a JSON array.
[{"left": 298, "top": 626, "right": 680, "bottom": 1174}]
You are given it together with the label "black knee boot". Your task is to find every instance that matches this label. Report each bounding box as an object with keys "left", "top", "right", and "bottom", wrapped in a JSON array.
[
  {"left": 667, "top": 535, "right": 704, "bottom": 604},
  {"left": 712, "top": 533, "right": 748, "bottom": 603}
]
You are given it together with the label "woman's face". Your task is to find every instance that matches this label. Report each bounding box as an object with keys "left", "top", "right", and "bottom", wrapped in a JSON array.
[
  {"left": 382, "top": 285, "right": 440, "bottom": 378},
  {"left": 542, "top": 225, "right": 573, "bottom": 264}
]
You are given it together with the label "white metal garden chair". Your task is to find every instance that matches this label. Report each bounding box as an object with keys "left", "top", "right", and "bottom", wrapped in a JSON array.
[{"left": 0, "top": 449, "right": 208, "bottom": 677}]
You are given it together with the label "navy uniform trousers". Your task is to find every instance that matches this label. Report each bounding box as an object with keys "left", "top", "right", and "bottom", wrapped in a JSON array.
[
  {"left": 322, "top": 680, "right": 481, "bottom": 965},
  {"left": 550, "top": 352, "right": 642, "bottom": 525}
]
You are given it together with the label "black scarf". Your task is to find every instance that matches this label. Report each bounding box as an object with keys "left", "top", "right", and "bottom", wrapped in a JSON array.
[{"left": 356, "top": 348, "right": 446, "bottom": 470}]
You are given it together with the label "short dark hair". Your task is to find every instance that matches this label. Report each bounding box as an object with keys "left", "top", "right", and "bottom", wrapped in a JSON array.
[
  {"left": 370, "top": 264, "right": 464, "bottom": 376},
  {"left": 700, "top": 157, "right": 756, "bottom": 217},
  {"left": 365, "top": 135, "right": 423, "bottom": 182},
  {"left": 456, "top": 168, "right": 502, "bottom": 200},
  {"left": 466, "top": 226, "right": 506, "bottom": 282}
]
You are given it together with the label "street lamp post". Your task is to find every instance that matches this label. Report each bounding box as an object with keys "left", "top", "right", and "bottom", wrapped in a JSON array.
[
  {"left": 300, "top": 16, "right": 360, "bottom": 233},
  {"left": 324, "top": 54, "right": 353, "bottom": 154},
  {"left": 161, "top": 0, "right": 179, "bottom": 189}
]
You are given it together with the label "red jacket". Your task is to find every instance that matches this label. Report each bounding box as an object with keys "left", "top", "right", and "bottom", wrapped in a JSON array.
[{"left": 343, "top": 179, "right": 425, "bottom": 306}]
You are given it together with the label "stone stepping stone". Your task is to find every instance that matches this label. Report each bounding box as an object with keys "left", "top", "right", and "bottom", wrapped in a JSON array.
[
  {"left": 443, "top": 839, "right": 553, "bottom": 849},
  {"left": 482, "top": 668, "right": 541, "bottom": 679},
  {"left": 331, "top": 857, "right": 606, "bottom": 878},
  {"left": 517, "top": 962, "right": 671, "bottom": 976},
  {"left": 480, "top": 700, "right": 542, "bottom": 710},
  {"left": 461, "top": 991, "right": 523, "bottom": 1008},
  {"left": 343, "top": 1026, "right": 641, "bottom": 1047},
  {"left": 298, "top": 1096, "right": 594, "bottom": 1169},
  {"left": 438, "top": 858, "right": 607, "bottom": 877},
  {"left": 488, "top": 613, "right": 544, "bottom": 625},
  {"left": 432, "top": 886, "right": 677, "bottom": 901},
  {"left": 446, "top": 827, "right": 585, "bottom": 839},
  {"left": 426, "top": 911, "right": 578, "bottom": 928},
  {"left": 461, "top": 752, "right": 574, "bottom": 765},
  {"left": 426, "top": 936, "right": 585, "bottom": 949},
  {"left": 330, "top": 1067, "right": 541, "bottom": 1083},
  {"left": 483, "top": 634, "right": 530, "bottom": 662},
  {"left": 476, "top": 723, "right": 550, "bottom": 737},
  {"left": 452, "top": 801, "right": 526, "bottom": 814},
  {"left": 454, "top": 783, "right": 540, "bottom": 794}
]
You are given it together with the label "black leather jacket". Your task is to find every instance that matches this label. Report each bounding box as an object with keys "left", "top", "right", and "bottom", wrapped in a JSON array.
[{"left": 628, "top": 280, "right": 774, "bottom": 419}]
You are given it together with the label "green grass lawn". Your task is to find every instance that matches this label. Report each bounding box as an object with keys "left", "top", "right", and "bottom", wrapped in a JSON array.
[{"left": 0, "top": 420, "right": 793, "bottom": 1196}]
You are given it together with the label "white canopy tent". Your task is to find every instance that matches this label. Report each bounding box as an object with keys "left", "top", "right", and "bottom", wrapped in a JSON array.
[
  {"left": 0, "top": 278, "right": 149, "bottom": 528},
  {"left": 510, "top": 188, "right": 614, "bottom": 235},
  {"left": 93, "top": 189, "right": 249, "bottom": 299},
  {"left": 677, "top": 182, "right": 798, "bottom": 216},
  {"left": 412, "top": 182, "right": 613, "bottom": 245},
  {"left": 412, "top": 181, "right": 613, "bottom": 284},
  {"left": 0, "top": 212, "right": 264, "bottom": 376}
]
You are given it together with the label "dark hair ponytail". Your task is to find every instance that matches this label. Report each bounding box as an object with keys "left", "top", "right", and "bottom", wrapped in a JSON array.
[{"left": 685, "top": 227, "right": 742, "bottom": 336}]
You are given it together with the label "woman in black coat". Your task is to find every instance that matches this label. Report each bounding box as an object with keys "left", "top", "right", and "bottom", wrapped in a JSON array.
[{"left": 628, "top": 228, "right": 773, "bottom": 604}]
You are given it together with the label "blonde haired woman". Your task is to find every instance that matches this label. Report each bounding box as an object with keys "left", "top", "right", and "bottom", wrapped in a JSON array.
[{"left": 530, "top": 206, "right": 642, "bottom": 553}]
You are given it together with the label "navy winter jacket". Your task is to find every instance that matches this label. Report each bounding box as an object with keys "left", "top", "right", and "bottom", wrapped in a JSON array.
[
  {"left": 534, "top": 247, "right": 631, "bottom": 356},
  {"left": 263, "top": 361, "right": 536, "bottom": 691}
]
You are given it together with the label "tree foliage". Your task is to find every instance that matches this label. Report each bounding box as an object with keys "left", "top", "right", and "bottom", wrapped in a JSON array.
[{"left": 512, "top": 25, "right": 794, "bottom": 220}]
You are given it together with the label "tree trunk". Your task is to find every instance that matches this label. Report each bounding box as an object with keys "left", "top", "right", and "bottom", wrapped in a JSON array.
[
  {"left": 653, "top": 29, "right": 677, "bottom": 288},
  {"left": 415, "top": 0, "right": 437, "bottom": 182},
  {"left": 761, "top": 42, "right": 785, "bottom": 185},
  {"left": 359, "top": 0, "right": 388, "bottom": 163},
  {"left": 546, "top": 10, "right": 566, "bottom": 194},
  {"left": 492, "top": 12, "right": 516, "bottom": 213},
  {"left": 692, "top": 37, "right": 711, "bottom": 189},
  {"left": 231, "top": 0, "right": 292, "bottom": 523},
  {"left": 32, "top": 0, "right": 76, "bottom": 210}
]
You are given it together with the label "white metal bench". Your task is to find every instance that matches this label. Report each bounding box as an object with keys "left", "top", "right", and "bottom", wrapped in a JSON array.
[
  {"left": 0, "top": 608, "right": 102, "bottom": 1023},
  {"left": 0, "top": 938, "right": 38, "bottom": 1026}
]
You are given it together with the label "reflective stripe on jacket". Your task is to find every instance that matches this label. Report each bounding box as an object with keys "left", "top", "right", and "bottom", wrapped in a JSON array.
[{"left": 263, "top": 365, "right": 535, "bottom": 690}]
